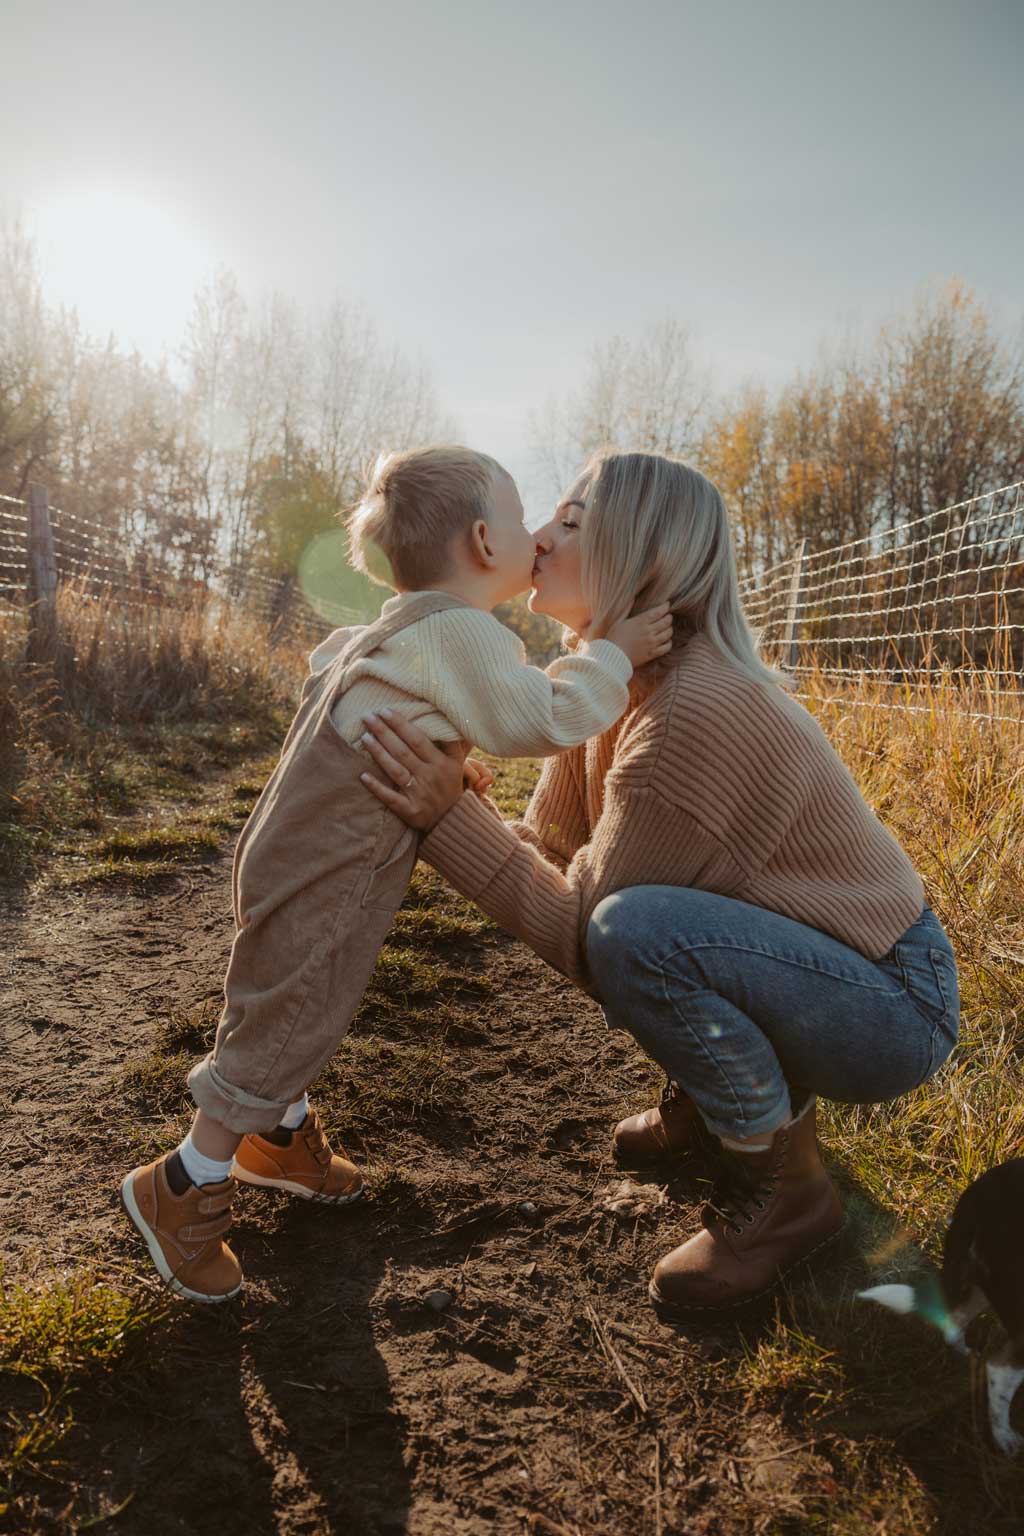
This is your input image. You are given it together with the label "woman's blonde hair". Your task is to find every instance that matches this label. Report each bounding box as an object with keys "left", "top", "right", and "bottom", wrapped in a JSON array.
[
  {"left": 575, "top": 449, "right": 794, "bottom": 694},
  {"left": 345, "top": 444, "right": 510, "bottom": 590}
]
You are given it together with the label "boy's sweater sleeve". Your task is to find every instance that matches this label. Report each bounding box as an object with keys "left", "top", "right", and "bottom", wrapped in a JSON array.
[
  {"left": 308, "top": 625, "right": 366, "bottom": 675},
  {"left": 428, "top": 609, "right": 632, "bottom": 756},
  {"left": 418, "top": 733, "right": 728, "bottom": 993}
]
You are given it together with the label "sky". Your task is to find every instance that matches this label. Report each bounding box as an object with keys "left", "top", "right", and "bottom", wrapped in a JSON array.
[{"left": 2, "top": 0, "right": 1022, "bottom": 521}]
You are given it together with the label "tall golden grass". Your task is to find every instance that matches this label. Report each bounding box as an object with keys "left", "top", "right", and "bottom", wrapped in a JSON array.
[
  {"left": 793, "top": 649, "right": 1024, "bottom": 1245},
  {"left": 0, "top": 577, "right": 318, "bottom": 876}
]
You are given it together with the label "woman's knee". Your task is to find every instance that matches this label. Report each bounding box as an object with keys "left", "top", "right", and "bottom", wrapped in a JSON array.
[{"left": 587, "top": 888, "right": 657, "bottom": 988}]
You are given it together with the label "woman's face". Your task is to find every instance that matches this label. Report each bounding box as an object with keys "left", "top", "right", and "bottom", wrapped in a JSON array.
[{"left": 528, "top": 473, "right": 590, "bottom": 633}]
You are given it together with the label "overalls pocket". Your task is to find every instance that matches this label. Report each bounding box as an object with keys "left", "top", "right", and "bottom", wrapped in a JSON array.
[{"left": 361, "top": 823, "right": 418, "bottom": 910}]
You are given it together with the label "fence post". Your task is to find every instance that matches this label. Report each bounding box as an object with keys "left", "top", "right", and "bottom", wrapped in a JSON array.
[
  {"left": 270, "top": 571, "right": 295, "bottom": 649},
  {"left": 781, "top": 538, "right": 807, "bottom": 672},
  {"left": 26, "top": 482, "right": 60, "bottom": 665}
]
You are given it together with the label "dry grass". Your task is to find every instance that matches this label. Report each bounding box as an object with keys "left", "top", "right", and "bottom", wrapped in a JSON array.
[
  {"left": 0, "top": 581, "right": 311, "bottom": 881},
  {"left": 795, "top": 652, "right": 1024, "bottom": 1251}
]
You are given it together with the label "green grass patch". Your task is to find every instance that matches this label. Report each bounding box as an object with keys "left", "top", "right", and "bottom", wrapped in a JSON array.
[
  {"left": 316, "top": 1036, "right": 465, "bottom": 1144},
  {"left": 0, "top": 1267, "right": 167, "bottom": 1522},
  {"left": 87, "top": 826, "right": 220, "bottom": 862},
  {"left": 475, "top": 751, "right": 541, "bottom": 819},
  {"left": 117, "top": 1002, "right": 218, "bottom": 1128}
]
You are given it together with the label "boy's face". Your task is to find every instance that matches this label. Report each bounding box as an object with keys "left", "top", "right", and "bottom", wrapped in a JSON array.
[{"left": 486, "top": 473, "right": 538, "bottom": 603}]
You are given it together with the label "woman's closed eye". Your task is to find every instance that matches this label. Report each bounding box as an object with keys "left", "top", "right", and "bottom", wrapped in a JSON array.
[{"left": 561, "top": 520, "right": 579, "bottom": 530}]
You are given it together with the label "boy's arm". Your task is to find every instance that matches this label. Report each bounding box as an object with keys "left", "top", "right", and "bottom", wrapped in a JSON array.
[{"left": 429, "top": 609, "right": 631, "bottom": 757}]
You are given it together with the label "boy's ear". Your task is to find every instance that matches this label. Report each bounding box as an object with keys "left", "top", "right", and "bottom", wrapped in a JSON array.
[{"left": 469, "top": 518, "right": 496, "bottom": 567}]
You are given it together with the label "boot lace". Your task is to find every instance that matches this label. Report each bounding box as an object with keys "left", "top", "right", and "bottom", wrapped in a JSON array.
[{"left": 704, "top": 1148, "right": 778, "bottom": 1236}]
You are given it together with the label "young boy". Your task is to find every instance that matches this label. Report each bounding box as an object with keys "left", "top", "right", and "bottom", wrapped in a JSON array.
[{"left": 121, "top": 445, "right": 672, "bottom": 1302}]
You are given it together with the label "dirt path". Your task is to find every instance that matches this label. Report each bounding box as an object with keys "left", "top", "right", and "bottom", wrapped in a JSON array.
[
  {"left": 1, "top": 862, "right": 236, "bottom": 1271},
  {"left": 2, "top": 847, "right": 1016, "bottom": 1534}
]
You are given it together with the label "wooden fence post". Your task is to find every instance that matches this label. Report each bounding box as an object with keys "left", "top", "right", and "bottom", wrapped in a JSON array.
[
  {"left": 782, "top": 538, "right": 807, "bottom": 672},
  {"left": 26, "top": 482, "right": 60, "bottom": 665},
  {"left": 270, "top": 571, "right": 295, "bottom": 649}
]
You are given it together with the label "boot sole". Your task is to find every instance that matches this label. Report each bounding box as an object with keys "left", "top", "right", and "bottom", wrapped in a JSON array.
[
  {"left": 119, "top": 1173, "right": 243, "bottom": 1305},
  {"left": 648, "top": 1219, "right": 848, "bottom": 1318},
  {"left": 230, "top": 1165, "right": 364, "bottom": 1205}
]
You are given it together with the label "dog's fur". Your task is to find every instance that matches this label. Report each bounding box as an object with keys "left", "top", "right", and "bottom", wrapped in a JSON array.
[{"left": 858, "top": 1158, "right": 1024, "bottom": 1455}]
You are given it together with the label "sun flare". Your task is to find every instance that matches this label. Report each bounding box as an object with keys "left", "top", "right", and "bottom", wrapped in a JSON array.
[{"left": 28, "top": 187, "right": 213, "bottom": 360}]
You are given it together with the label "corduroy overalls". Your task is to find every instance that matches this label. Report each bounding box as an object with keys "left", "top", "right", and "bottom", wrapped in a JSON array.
[{"left": 187, "top": 591, "right": 466, "bottom": 1132}]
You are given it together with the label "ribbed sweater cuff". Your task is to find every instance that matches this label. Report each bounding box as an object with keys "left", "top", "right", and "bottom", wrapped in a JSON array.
[
  {"left": 578, "top": 638, "right": 633, "bottom": 686},
  {"left": 420, "top": 791, "right": 517, "bottom": 895}
]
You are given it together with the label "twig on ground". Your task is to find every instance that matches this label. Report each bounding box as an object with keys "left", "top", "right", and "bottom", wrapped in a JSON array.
[
  {"left": 653, "top": 1435, "right": 663, "bottom": 1536},
  {"left": 523, "top": 1512, "right": 580, "bottom": 1536},
  {"left": 730, "top": 1434, "right": 833, "bottom": 1467},
  {"left": 584, "top": 1302, "right": 649, "bottom": 1416}
]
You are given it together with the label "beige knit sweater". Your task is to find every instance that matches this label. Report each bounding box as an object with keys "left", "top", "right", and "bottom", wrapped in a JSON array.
[
  {"left": 309, "top": 592, "right": 632, "bottom": 755},
  {"left": 419, "top": 630, "right": 925, "bottom": 991}
]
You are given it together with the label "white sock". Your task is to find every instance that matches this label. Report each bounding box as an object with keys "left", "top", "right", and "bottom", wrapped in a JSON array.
[
  {"left": 720, "top": 1130, "right": 776, "bottom": 1152},
  {"left": 178, "top": 1128, "right": 235, "bottom": 1188},
  {"left": 279, "top": 1093, "right": 309, "bottom": 1130}
]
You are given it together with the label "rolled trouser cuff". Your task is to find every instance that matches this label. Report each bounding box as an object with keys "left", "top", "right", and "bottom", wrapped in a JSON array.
[{"left": 186, "top": 1053, "right": 295, "bottom": 1134}]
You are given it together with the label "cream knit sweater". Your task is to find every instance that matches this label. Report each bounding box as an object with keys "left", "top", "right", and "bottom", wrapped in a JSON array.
[
  {"left": 419, "top": 630, "right": 925, "bottom": 990},
  {"left": 308, "top": 591, "right": 633, "bottom": 756}
]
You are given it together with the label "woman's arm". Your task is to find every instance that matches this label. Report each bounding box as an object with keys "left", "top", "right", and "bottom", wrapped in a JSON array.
[
  {"left": 507, "top": 746, "right": 589, "bottom": 872},
  {"left": 420, "top": 778, "right": 725, "bottom": 990},
  {"left": 358, "top": 710, "right": 730, "bottom": 992}
]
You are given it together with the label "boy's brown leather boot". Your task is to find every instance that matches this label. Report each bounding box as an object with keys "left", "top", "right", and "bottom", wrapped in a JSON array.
[
  {"left": 648, "top": 1098, "right": 846, "bottom": 1314},
  {"left": 612, "top": 1080, "right": 712, "bottom": 1164},
  {"left": 120, "top": 1155, "right": 242, "bottom": 1303},
  {"left": 232, "top": 1106, "right": 363, "bottom": 1204}
]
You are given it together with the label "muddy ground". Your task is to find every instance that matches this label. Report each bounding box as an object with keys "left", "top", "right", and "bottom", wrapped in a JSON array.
[{"left": 2, "top": 789, "right": 1020, "bottom": 1535}]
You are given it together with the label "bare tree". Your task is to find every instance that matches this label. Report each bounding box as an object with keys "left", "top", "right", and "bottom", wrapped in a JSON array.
[{"left": 528, "top": 317, "right": 711, "bottom": 502}]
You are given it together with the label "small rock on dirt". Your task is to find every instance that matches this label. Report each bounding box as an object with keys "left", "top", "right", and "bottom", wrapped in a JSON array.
[{"left": 423, "top": 1288, "right": 454, "bottom": 1312}]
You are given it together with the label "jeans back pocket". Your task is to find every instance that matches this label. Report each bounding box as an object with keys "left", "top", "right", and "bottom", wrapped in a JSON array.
[{"left": 891, "top": 930, "right": 960, "bottom": 1037}]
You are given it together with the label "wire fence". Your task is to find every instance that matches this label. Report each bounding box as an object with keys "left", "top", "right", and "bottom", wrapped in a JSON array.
[
  {"left": 3, "top": 480, "right": 1023, "bottom": 722},
  {"left": 737, "top": 479, "right": 1024, "bottom": 724},
  {"left": 0, "top": 488, "right": 352, "bottom": 643}
]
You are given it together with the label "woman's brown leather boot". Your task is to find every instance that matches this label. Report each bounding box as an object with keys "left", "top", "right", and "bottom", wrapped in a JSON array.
[
  {"left": 612, "top": 1079, "right": 714, "bottom": 1164},
  {"left": 648, "top": 1098, "right": 846, "bottom": 1313}
]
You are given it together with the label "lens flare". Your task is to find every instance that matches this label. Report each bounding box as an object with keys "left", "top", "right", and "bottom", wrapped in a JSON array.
[{"left": 297, "top": 529, "right": 387, "bottom": 626}]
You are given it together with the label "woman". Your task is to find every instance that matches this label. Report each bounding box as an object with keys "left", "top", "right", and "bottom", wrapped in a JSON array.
[{"left": 359, "top": 450, "right": 960, "bottom": 1315}]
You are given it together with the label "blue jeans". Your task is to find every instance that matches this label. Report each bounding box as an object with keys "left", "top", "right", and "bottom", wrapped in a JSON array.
[{"left": 586, "top": 888, "right": 960, "bottom": 1141}]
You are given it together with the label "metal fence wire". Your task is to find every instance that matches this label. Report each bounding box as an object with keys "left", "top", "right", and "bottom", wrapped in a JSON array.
[
  {"left": 3, "top": 481, "right": 1023, "bottom": 722},
  {"left": 0, "top": 490, "right": 355, "bottom": 640},
  {"left": 737, "top": 479, "right": 1024, "bottom": 723}
]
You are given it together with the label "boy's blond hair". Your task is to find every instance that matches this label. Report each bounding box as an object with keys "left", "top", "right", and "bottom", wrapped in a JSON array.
[{"left": 345, "top": 445, "right": 510, "bottom": 590}]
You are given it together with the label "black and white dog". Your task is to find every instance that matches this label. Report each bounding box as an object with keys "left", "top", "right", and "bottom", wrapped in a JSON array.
[{"left": 858, "top": 1158, "right": 1024, "bottom": 1456}]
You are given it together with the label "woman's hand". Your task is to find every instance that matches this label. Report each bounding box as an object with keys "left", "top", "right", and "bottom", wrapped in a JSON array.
[{"left": 359, "top": 710, "right": 469, "bottom": 831}]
